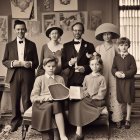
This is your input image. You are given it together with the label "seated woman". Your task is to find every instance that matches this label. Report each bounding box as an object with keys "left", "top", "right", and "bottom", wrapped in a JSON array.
[
  {"left": 31, "top": 56, "right": 68, "bottom": 140},
  {"left": 68, "top": 53, "right": 107, "bottom": 140}
]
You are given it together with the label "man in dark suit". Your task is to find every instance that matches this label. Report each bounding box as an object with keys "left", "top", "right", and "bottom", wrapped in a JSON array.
[
  {"left": 62, "top": 22, "right": 95, "bottom": 87},
  {"left": 2, "top": 20, "right": 39, "bottom": 132}
]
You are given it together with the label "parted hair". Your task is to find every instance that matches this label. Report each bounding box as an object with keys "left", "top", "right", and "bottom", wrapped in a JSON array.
[
  {"left": 43, "top": 56, "right": 58, "bottom": 66},
  {"left": 117, "top": 37, "right": 131, "bottom": 48}
]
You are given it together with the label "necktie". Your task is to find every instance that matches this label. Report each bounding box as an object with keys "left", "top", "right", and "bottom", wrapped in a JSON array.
[
  {"left": 19, "top": 41, "right": 23, "bottom": 44},
  {"left": 73, "top": 41, "right": 80, "bottom": 44}
]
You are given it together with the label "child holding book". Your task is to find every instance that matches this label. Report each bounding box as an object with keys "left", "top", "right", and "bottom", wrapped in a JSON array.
[
  {"left": 30, "top": 56, "right": 68, "bottom": 140},
  {"left": 112, "top": 37, "right": 137, "bottom": 129},
  {"left": 69, "top": 52, "right": 107, "bottom": 140}
]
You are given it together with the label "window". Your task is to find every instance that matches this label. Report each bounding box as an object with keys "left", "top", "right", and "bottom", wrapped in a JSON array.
[{"left": 119, "top": 0, "right": 140, "bottom": 73}]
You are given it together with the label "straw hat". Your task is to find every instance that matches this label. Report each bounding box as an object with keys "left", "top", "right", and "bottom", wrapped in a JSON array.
[
  {"left": 95, "top": 23, "right": 120, "bottom": 41},
  {"left": 46, "top": 26, "right": 63, "bottom": 38}
]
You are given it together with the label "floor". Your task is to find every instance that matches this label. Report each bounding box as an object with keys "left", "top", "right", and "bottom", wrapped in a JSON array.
[{"left": 0, "top": 116, "right": 140, "bottom": 140}]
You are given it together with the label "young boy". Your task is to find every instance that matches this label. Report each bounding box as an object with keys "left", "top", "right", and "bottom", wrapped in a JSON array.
[
  {"left": 30, "top": 56, "right": 68, "bottom": 140},
  {"left": 112, "top": 37, "right": 137, "bottom": 129}
]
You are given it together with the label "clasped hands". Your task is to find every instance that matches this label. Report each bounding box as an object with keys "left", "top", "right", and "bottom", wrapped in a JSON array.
[
  {"left": 12, "top": 60, "right": 32, "bottom": 68},
  {"left": 35, "top": 95, "right": 53, "bottom": 103},
  {"left": 69, "top": 57, "right": 85, "bottom": 73},
  {"left": 115, "top": 71, "right": 125, "bottom": 78}
]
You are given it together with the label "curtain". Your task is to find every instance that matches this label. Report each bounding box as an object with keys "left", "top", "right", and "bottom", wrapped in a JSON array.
[{"left": 119, "top": 0, "right": 140, "bottom": 62}]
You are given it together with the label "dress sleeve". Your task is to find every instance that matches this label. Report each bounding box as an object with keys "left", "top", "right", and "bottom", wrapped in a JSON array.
[
  {"left": 30, "top": 77, "right": 41, "bottom": 103},
  {"left": 94, "top": 77, "right": 107, "bottom": 100},
  {"left": 82, "top": 77, "right": 89, "bottom": 95},
  {"left": 123, "top": 56, "right": 137, "bottom": 78},
  {"left": 111, "top": 56, "right": 118, "bottom": 77},
  {"left": 37, "top": 45, "right": 45, "bottom": 76}
]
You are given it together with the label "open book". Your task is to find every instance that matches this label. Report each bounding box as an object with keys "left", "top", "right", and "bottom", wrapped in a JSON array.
[{"left": 48, "top": 83, "right": 83, "bottom": 100}]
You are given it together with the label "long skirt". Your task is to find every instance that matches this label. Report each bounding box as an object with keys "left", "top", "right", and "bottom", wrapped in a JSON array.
[
  {"left": 69, "top": 97, "right": 105, "bottom": 126},
  {"left": 32, "top": 101, "right": 62, "bottom": 132}
]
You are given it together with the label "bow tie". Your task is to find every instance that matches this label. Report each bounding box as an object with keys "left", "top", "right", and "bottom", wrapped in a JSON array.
[
  {"left": 19, "top": 41, "right": 23, "bottom": 44},
  {"left": 73, "top": 41, "right": 80, "bottom": 44}
]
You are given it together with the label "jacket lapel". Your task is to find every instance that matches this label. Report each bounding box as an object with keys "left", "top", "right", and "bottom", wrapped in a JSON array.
[
  {"left": 12, "top": 39, "right": 18, "bottom": 59},
  {"left": 24, "top": 38, "right": 28, "bottom": 60}
]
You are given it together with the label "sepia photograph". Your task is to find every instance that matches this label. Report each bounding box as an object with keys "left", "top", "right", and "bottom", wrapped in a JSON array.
[
  {"left": 42, "top": 12, "right": 58, "bottom": 33},
  {"left": 10, "top": 0, "right": 34, "bottom": 19},
  {"left": 0, "top": 0, "right": 140, "bottom": 140},
  {"left": 59, "top": 11, "right": 87, "bottom": 31},
  {"left": 54, "top": 0, "right": 78, "bottom": 11},
  {"left": 0, "top": 16, "right": 8, "bottom": 43},
  {"left": 88, "top": 10, "right": 102, "bottom": 31}
]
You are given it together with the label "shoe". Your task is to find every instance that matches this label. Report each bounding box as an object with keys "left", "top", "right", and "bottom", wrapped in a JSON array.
[
  {"left": 11, "top": 120, "right": 22, "bottom": 132},
  {"left": 74, "top": 134, "right": 84, "bottom": 140},
  {"left": 125, "top": 120, "right": 131, "bottom": 129},
  {"left": 116, "top": 121, "right": 122, "bottom": 129}
]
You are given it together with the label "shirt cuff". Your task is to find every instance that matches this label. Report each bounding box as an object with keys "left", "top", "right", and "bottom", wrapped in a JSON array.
[
  {"left": 29, "top": 61, "right": 32, "bottom": 68},
  {"left": 68, "top": 61, "right": 72, "bottom": 67},
  {"left": 11, "top": 61, "right": 14, "bottom": 68}
]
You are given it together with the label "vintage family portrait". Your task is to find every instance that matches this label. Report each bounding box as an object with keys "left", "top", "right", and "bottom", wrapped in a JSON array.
[{"left": 0, "top": 0, "right": 140, "bottom": 140}]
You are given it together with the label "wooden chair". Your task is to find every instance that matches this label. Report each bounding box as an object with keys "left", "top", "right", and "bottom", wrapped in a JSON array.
[
  {"left": 22, "top": 106, "right": 109, "bottom": 140},
  {"left": 91, "top": 106, "right": 110, "bottom": 140}
]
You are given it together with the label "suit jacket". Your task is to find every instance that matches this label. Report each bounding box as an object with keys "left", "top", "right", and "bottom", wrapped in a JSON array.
[
  {"left": 2, "top": 38, "right": 39, "bottom": 83},
  {"left": 61, "top": 39, "right": 95, "bottom": 80}
]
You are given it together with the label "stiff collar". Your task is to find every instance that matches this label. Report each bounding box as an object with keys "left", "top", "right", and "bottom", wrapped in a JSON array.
[
  {"left": 74, "top": 39, "right": 82, "bottom": 42},
  {"left": 17, "top": 37, "right": 25, "bottom": 43},
  {"left": 120, "top": 52, "right": 129, "bottom": 59},
  {"left": 91, "top": 72, "right": 100, "bottom": 77},
  {"left": 45, "top": 73, "right": 55, "bottom": 79}
]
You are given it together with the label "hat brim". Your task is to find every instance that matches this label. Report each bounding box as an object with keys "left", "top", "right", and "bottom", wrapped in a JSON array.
[
  {"left": 46, "top": 27, "right": 63, "bottom": 38},
  {"left": 96, "top": 32, "right": 120, "bottom": 41},
  {"left": 95, "top": 23, "right": 120, "bottom": 41}
]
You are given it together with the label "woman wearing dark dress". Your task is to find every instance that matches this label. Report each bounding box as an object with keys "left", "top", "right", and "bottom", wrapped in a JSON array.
[
  {"left": 37, "top": 26, "right": 63, "bottom": 76},
  {"left": 112, "top": 37, "right": 137, "bottom": 129}
]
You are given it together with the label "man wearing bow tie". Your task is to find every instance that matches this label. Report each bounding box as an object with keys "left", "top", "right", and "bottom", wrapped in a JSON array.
[
  {"left": 2, "top": 20, "right": 39, "bottom": 132},
  {"left": 62, "top": 22, "right": 95, "bottom": 87}
]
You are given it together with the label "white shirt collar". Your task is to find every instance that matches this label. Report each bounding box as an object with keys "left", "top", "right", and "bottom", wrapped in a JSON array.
[
  {"left": 45, "top": 73, "right": 55, "bottom": 79},
  {"left": 91, "top": 72, "right": 100, "bottom": 77},
  {"left": 17, "top": 37, "right": 25, "bottom": 43},
  {"left": 74, "top": 39, "right": 82, "bottom": 43}
]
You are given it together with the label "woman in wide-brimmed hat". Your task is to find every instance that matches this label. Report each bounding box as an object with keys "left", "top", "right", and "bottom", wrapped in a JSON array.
[
  {"left": 37, "top": 26, "right": 63, "bottom": 76},
  {"left": 95, "top": 23, "right": 123, "bottom": 128}
]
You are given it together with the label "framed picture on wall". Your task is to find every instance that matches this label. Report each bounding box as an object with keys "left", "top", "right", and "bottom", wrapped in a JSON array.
[
  {"left": 54, "top": 0, "right": 78, "bottom": 11},
  {"left": 29, "top": 0, "right": 38, "bottom": 21},
  {"left": 88, "top": 11, "right": 102, "bottom": 31},
  {"left": 42, "top": 12, "right": 59, "bottom": 34},
  {"left": 0, "top": 16, "right": 8, "bottom": 43},
  {"left": 58, "top": 11, "right": 88, "bottom": 31},
  {"left": 10, "top": 0, "right": 34, "bottom": 19}
]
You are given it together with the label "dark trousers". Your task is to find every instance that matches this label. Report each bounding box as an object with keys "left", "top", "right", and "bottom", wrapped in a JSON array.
[
  {"left": 10, "top": 68, "right": 34, "bottom": 128},
  {"left": 68, "top": 72, "right": 85, "bottom": 87}
]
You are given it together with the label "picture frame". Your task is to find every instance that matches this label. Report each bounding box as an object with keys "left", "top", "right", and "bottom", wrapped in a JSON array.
[
  {"left": 42, "top": 12, "right": 59, "bottom": 34},
  {"left": 54, "top": 0, "right": 78, "bottom": 11},
  {"left": 10, "top": 0, "right": 34, "bottom": 19},
  {"left": 0, "top": 16, "right": 8, "bottom": 43},
  {"left": 58, "top": 11, "right": 88, "bottom": 31},
  {"left": 29, "top": 0, "right": 38, "bottom": 21},
  {"left": 88, "top": 11, "right": 102, "bottom": 31}
]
